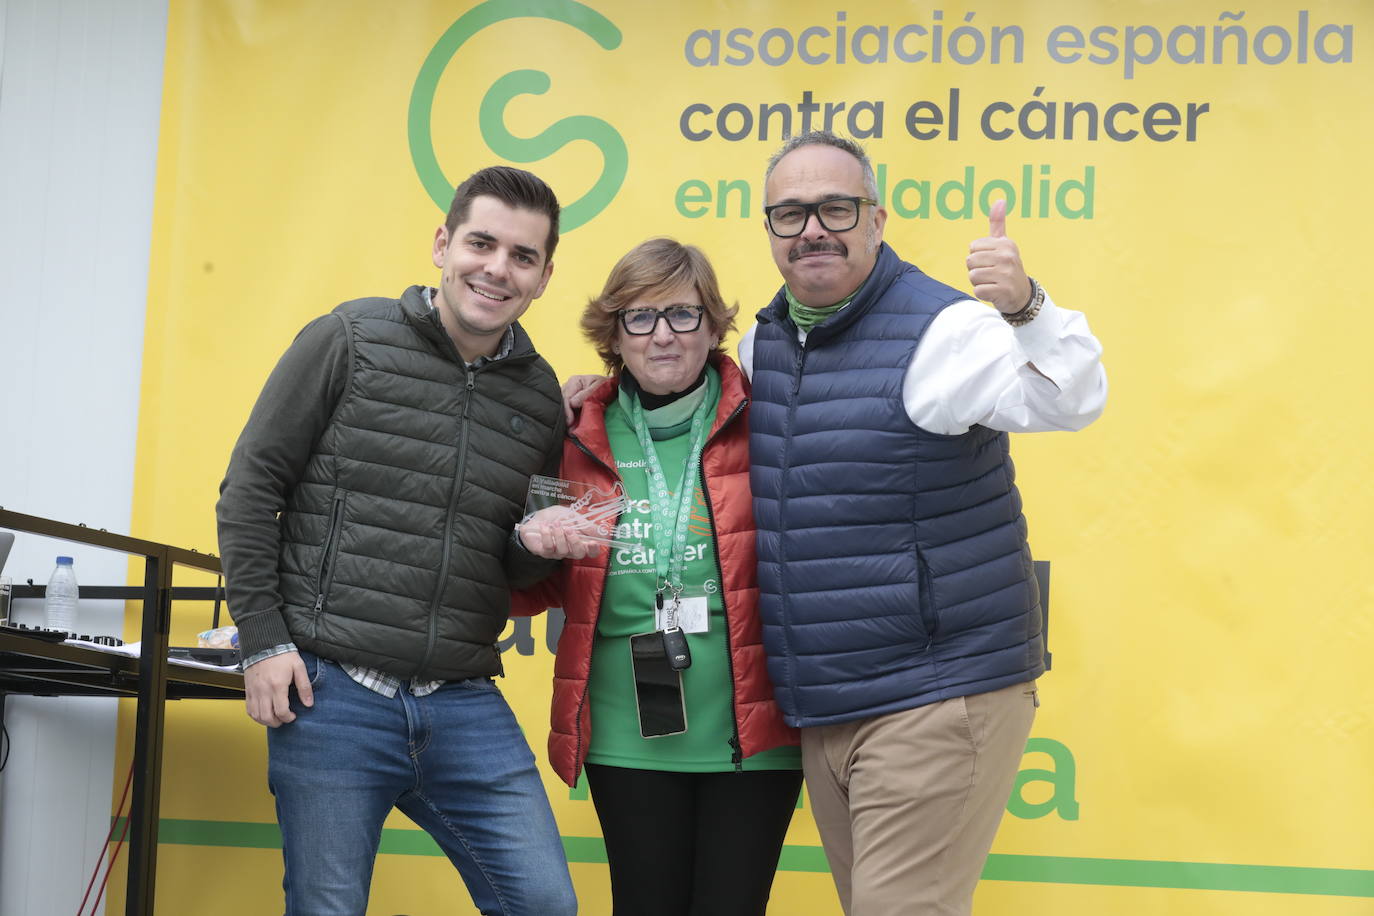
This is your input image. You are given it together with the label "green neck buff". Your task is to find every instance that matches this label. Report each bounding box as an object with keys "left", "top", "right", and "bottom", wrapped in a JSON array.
[
  {"left": 617, "top": 367, "right": 718, "bottom": 441},
  {"left": 786, "top": 286, "right": 857, "bottom": 332}
]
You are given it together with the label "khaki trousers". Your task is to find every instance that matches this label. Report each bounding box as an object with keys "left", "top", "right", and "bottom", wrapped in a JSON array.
[{"left": 800, "top": 681, "right": 1038, "bottom": 916}]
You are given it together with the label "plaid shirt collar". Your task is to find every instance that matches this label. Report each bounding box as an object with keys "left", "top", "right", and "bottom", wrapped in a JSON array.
[{"left": 423, "top": 286, "right": 514, "bottom": 367}]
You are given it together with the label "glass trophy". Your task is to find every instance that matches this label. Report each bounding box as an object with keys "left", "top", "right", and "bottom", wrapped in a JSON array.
[{"left": 519, "top": 475, "right": 638, "bottom": 549}]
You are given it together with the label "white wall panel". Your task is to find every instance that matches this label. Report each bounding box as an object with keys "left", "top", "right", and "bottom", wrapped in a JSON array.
[{"left": 0, "top": 1, "right": 168, "bottom": 913}]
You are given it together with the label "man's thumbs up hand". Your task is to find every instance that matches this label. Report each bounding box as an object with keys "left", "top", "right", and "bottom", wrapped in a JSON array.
[
  {"left": 988, "top": 197, "right": 1008, "bottom": 238},
  {"left": 967, "top": 199, "right": 1032, "bottom": 314}
]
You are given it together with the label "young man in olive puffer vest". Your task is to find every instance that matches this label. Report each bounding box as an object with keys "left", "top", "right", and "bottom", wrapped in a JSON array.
[{"left": 217, "top": 166, "right": 576, "bottom": 916}]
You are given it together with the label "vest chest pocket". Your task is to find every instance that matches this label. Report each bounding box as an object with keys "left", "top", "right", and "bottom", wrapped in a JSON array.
[{"left": 314, "top": 490, "right": 349, "bottom": 617}]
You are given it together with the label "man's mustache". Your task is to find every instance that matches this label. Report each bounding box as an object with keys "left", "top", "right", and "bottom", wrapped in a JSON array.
[{"left": 789, "top": 240, "right": 847, "bottom": 261}]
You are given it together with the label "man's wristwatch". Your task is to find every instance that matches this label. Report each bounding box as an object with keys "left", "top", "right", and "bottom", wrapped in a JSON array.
[{"left": 1002, "top": 277, "right": 1044, "bottom": 327}]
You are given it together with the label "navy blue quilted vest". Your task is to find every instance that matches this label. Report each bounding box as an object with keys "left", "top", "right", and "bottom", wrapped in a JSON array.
[{"left": 749, "top": 244, "right": 1044, "bottom": 727}]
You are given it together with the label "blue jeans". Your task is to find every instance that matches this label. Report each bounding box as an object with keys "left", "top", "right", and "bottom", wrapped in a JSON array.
[{"left": 266, "top": 650, "right": 576, "bottom": 916}]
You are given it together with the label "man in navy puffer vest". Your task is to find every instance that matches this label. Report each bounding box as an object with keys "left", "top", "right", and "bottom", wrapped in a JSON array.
[{"left": 740, "top": 131, "right": 1107, "bottom": 915}]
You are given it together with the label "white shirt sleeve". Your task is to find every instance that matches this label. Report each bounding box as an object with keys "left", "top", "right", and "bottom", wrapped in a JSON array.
[
  {"left": 738, "top": 323, "right": 758, "bottom": 381},
  {"left": 904, "top": 290, "right": 1107, "bottom": 435},
  {"left": 738, "top": 291, "right": 1107, "bottom": 437}
]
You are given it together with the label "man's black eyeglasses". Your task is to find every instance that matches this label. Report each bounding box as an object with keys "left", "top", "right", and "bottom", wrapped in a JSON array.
[
  {"left": 618, "top": 305, "right": 706, "bottom": 336},
  {"left": 763, "top": 196, "right": 878, "bottom": 238}
]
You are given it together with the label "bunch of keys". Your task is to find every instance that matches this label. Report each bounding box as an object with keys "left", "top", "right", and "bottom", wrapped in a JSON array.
[{"left": 656, "top": 587, "right": 692, "bottom": 671}]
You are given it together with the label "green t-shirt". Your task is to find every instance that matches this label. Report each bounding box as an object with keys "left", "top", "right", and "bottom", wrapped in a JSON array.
[{"left": 585, "top": 369, "right": 800, "bottom": 773}]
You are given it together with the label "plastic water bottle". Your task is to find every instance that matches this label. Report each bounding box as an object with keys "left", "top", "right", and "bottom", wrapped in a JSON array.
[{"left": 43, "top": 556, "right": 79, "bottom": 632}]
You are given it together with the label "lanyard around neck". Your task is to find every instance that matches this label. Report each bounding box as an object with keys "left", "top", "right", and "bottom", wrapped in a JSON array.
[{"left": 624, "top": 386, "right": 714, "bottom": 615}]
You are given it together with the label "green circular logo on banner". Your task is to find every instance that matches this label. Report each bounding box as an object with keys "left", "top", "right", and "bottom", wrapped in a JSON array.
[{"left": 408, "top": 0, "right": 627, "bottom": 232}]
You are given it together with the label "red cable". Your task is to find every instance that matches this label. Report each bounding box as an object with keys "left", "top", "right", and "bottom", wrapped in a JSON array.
[
  {"left": 91, "top": 802, "right": 134, "bottom": 914},
  {"left": 77, "top": 759, "right": 134, "bottom": 916}
]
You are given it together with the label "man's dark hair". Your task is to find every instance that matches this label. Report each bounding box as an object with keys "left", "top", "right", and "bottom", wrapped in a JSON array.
[{"left": 444, "top": 166, "right": 561, "bottom": 261}]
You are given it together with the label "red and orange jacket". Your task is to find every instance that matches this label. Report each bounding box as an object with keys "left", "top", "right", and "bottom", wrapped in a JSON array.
[{"left": 512, "top": 355, "right": 798, "bottom": 786}]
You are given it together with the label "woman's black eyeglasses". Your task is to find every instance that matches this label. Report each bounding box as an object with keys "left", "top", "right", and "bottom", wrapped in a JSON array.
[{"left": 618, "top": 305, "right": 706, "bottom": 335}]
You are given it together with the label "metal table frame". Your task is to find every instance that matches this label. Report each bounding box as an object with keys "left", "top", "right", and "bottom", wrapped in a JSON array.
[{"left": 0, "top": 508, "right": 243, "bottom": 916}]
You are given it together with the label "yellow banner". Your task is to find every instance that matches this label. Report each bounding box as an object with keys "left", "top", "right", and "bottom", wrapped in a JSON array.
[{"left": 118, "top": 1, "right": 1373, "bottom": 913}]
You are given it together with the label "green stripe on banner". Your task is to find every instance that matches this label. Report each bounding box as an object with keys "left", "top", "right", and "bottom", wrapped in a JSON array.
[
  {"left": 778, "top": 845, "right": 832, "bottom": 873},
  {"left": 980, "top": 855, "right": 1374, "bottom": 898},
  {"left": 118, "top": 820, "right": 1373, "bottom": 897}
]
